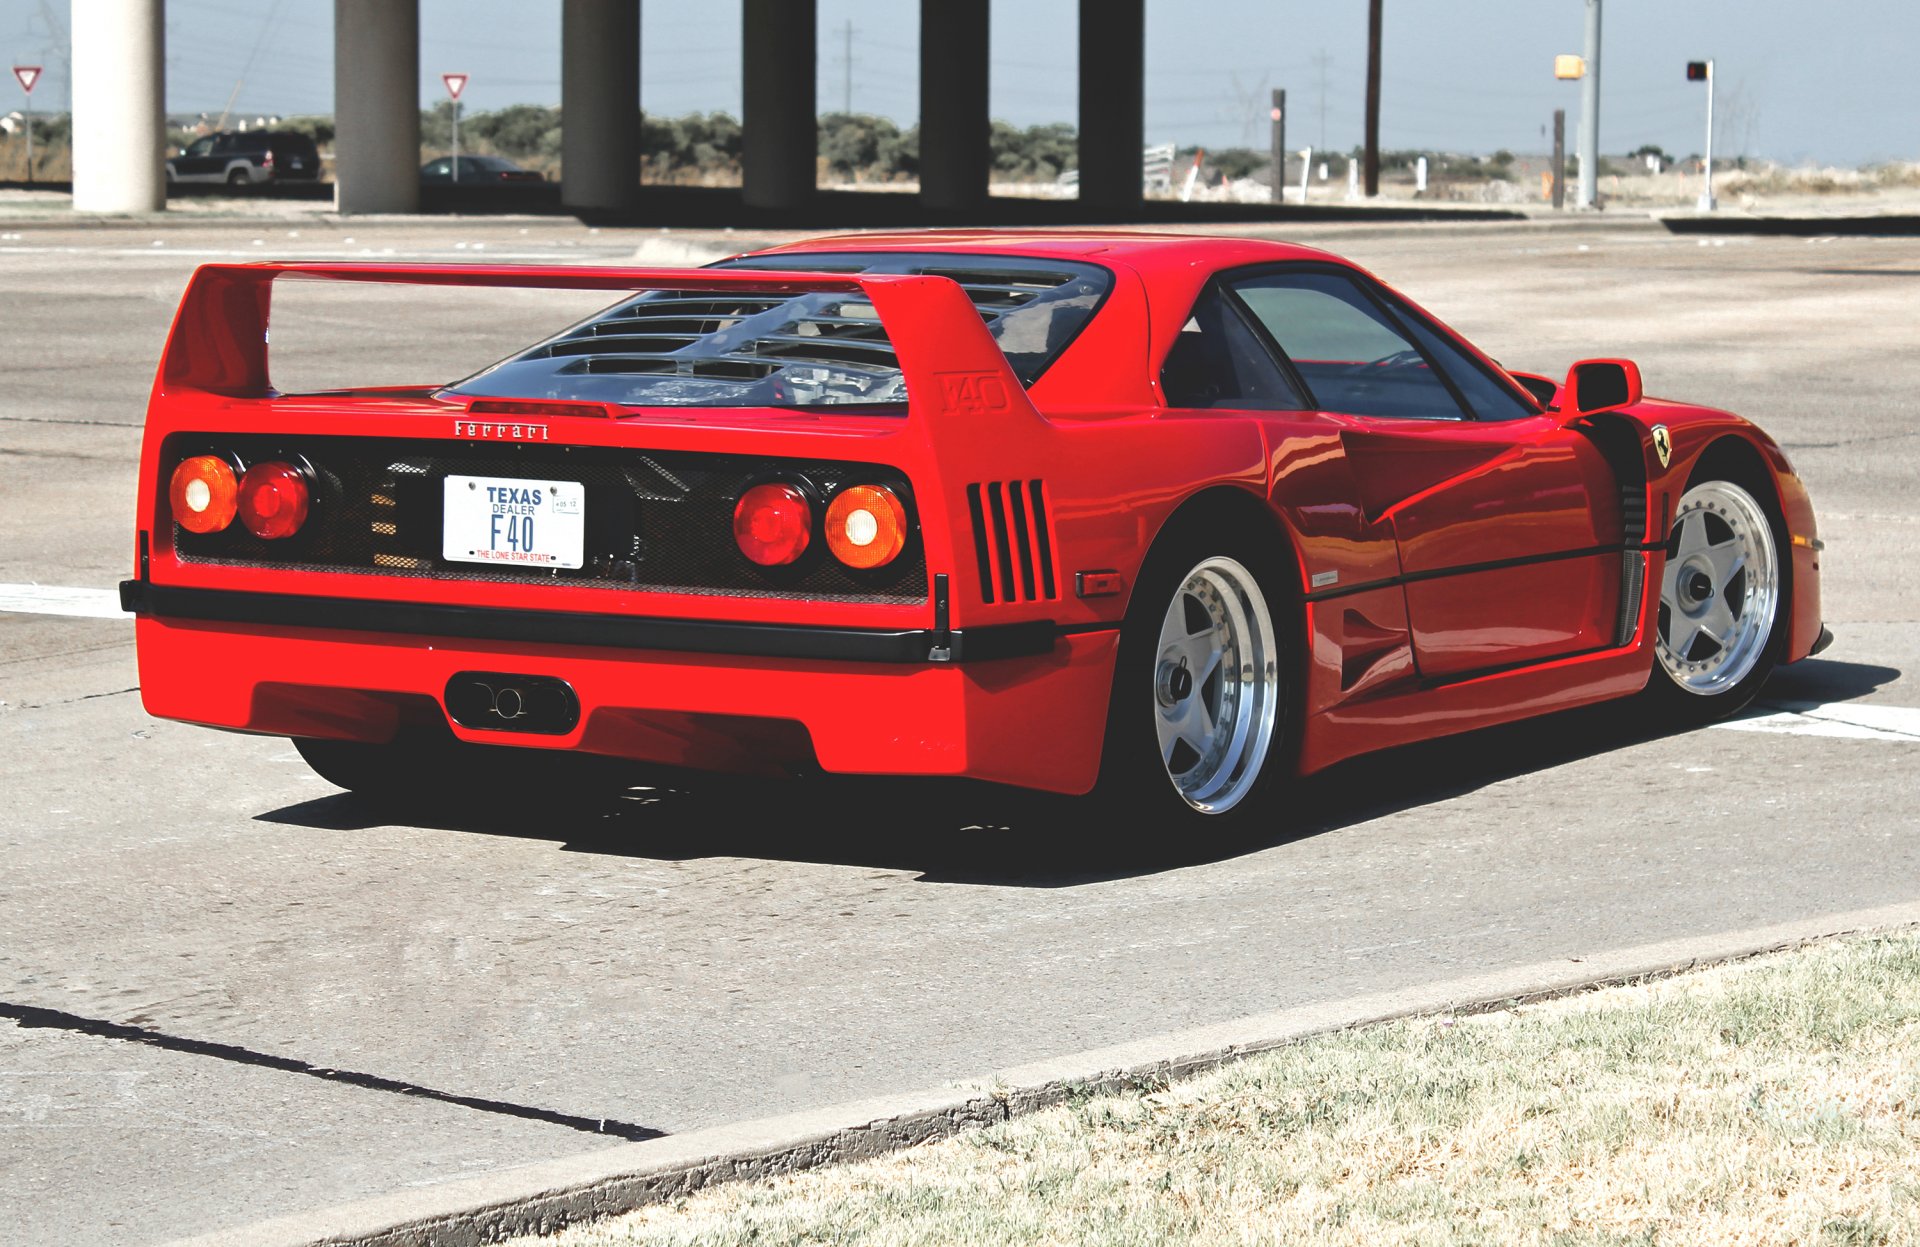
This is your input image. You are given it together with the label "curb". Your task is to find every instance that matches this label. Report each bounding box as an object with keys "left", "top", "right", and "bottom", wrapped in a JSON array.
[{"left": 159, "top": 899, "right": 1920, "bottom": 1247}]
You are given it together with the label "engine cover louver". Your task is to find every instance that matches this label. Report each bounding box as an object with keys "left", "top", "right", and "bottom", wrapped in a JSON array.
[{"left": 966, "top": 480, "right": 1056, "bottom": 604}]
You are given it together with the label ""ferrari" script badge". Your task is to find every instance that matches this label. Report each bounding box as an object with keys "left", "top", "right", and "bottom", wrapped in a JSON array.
[{"left": 1651, "top": 425, "right": 1673, "bottom": 469}]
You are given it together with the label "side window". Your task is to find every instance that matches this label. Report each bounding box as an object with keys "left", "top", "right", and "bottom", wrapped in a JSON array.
[
  {"left": 1159, "top": 286, "right": 1306, "bottom": 412},
  {"left": 211, "top": 134, "right": 237, "bottom": 155},
  {"left": 1231, "top": 271, "right": 1466, "bottom": 421},
  {"left": 1390, "top": 301, "right": 1538, "bottom": 421},
  {"left": 184, "top": 137, "right": 214, "bottom": 158}
]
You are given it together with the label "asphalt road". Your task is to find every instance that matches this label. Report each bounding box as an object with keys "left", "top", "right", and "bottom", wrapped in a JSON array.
[{"left": 2, "top": 216, "right": 1916, "bottom": 1246}]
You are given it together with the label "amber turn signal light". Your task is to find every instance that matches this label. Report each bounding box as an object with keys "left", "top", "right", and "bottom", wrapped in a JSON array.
[
  {"left": 825, "top": 485, "right": 908, "bottom": 570},
  {"left": 168, "top": 455, "right": 239, "bottom": 534},
  {"left": 733, "top": 482, "right": 813, "bottom": 566},
  {"left": 236, "top": 461, "right": 312, "bottom": 540}
]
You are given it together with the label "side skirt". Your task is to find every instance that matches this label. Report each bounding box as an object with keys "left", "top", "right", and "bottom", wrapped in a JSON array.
[{"left": 1295, "top": 558, "right": 1662, "bottom": 777}]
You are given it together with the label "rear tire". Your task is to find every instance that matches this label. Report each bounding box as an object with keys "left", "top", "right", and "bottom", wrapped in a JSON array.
[
  {"left": 1092, "top": 520, "right": 1294, "bottom": 833},
  {"left": 226, "top": 168, "right": 249, "bottom": 187},
  {"left": 1646, "top": 476, "right": 1785, "bottom": 721},
  {"left": 294, "top": 731, "right": 465, "bottom": 806}
]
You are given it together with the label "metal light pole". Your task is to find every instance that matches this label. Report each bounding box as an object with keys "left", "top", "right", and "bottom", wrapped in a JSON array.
[
  {"left": 1697, "top": 59, "right": 1717, "bottom": 212},
  {"left": 1578, "top": 0, "right": 1602, "bottom": 208},
  {"left": 1269, "top": 89, "right": 1285, "bottom": 204},
  {"left": 1363, "top": 0, "right": 1382, "bottom": 197}
]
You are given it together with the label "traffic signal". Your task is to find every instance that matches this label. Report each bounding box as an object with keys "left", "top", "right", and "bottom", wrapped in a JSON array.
[{"left": 1686, "top": 61, "right": 1709, "bottom": 81}]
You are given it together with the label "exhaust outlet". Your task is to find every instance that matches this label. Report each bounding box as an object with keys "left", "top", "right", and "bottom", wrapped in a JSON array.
[{"left": 445, "top": 672, "right": 580, "bottom": 735}]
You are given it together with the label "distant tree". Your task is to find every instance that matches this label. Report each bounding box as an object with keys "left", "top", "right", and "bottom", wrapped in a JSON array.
[
  {"left": 990, "top": 121, "right": 1076, "bottom": 181},
  {"left": 636, "top": 110, "right": 743, "bottom": 179},
  {"left": 817, "top": 112, "right": 910, "bottom": 178},
  {"left": 278, "top": 115, "right": 335, "bottom": 146},
  {"left": 1181, "top": 146, "right": 1266, "bottom": 181}
]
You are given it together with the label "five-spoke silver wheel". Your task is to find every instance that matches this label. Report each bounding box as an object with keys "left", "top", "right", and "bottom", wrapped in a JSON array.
[
  {"left": 1656, "top": 479, "right": 1779, "bottom": 697},
  {"left": 1152, "top": 556, "right": 1281, "bottom": 814}
]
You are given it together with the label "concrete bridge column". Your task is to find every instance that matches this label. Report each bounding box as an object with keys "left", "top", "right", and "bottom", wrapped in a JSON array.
[
  {"left": 334, "top": 0, "right": 420, "bottom": 214},
  {"left": 918, "top": 0, "right": 990, "bottom": 216},
  {"left": 1076, "top": 0, "right": 1145, "bottom": 215},
  {"left": 562, "top": 0, "right": 641, "bottom": 216},
  {"left": 741, "top": 0, "right": 816, "bottom": 212},
  {"left": 71, "top": 0, "right": 166, "bottom": 213}
]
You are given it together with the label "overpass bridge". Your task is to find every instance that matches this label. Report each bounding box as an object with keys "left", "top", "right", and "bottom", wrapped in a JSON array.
[{"left": 71, "top": 0, "right": 1150, "bottom": 219}]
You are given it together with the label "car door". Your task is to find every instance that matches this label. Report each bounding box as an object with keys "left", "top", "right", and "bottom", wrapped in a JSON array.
[
  {"left": 175, "top": 136, "right": 219, "bottom": 180},
  {"left": 1227, "top": 266, "right": 1625, "bottom": 681}
]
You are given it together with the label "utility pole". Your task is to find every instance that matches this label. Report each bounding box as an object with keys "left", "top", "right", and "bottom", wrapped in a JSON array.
[
  {"left": 842, "top": 19, "right": 854, "bottom": 115},
  {"left": 1552, "top": 108, "right": 1566, "bottom": 209},
  {"left": 1578, "top": 0, "right": 1601, "bottom": 208},
  {"left": 1269, "top": 88, "right": 1286, "bottom": 204},
  {"left": 1363, "top": 0, "right": 1381, "bottom": 196}
]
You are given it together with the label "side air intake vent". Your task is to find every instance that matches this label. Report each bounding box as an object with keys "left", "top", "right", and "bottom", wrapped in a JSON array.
[
  {"left": 1617, "top": 480, "right": 1651, "bottom": 646},
  {"left": 966, "top": 480, "right": 1056, "bottom": 604}
]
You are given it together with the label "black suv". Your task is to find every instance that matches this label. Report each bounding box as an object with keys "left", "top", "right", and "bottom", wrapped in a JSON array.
[{"left": 166, "top": 131, "right": 321, "bottom": 185}]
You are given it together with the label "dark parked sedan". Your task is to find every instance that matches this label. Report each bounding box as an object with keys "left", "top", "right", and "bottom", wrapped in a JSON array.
[{"left": 420, "top": 155, "right": 544, "bottom": 184}]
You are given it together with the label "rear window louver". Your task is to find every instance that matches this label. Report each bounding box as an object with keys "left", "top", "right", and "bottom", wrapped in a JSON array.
[
  {"left": 966, "top": 480, "right": 1057, "bottom": 604},
  {"left": 445, "top": 253, "right": 1109, "bottom": 410}
]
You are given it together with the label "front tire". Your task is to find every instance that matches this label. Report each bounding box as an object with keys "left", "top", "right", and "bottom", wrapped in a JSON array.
[
  {"left": 1094, "top": 526, "right": 1293, "bottom": 828},
  {"left": 1647, "top": 477, "right": 1784, "bottom": 718}
]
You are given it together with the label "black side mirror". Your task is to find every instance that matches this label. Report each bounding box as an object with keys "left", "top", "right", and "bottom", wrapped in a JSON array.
[{"left": 1562, "top": 359, "right": 1643, "bottom": 416}]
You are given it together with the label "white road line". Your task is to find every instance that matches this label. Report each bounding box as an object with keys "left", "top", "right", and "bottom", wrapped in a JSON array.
[
  {"left": 1715, "top": 700, "right": 1920, "bottom": 743},
  {"left": 0, "top": 584, "right": 128, "bottom": 620}
]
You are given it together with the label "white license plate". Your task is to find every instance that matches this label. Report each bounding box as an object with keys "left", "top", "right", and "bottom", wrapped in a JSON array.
[{"left": 442, "top": 475, "right": 585, "bottom": 569}]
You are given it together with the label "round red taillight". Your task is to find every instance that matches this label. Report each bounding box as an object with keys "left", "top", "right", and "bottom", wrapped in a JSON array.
[
  {"left": 732, "top": 482, "right": 812, "bottom": 567},
  {"left": 236, "top": 461, "right": 311, "bottom": 540},
  {"left": 825, "top": 485, "right": 908, "bottom": 570},
  {"left": 168, "top": 455, "right": 239, "bottom": 534}
]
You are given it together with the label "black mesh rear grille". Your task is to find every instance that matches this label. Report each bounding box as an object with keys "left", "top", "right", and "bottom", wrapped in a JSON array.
[
  {"left": 168, "top": 434, "right": 925, "bottom": 604},
  {"left": 966, "top": 480, "right": 1055, "bottom": 604}
]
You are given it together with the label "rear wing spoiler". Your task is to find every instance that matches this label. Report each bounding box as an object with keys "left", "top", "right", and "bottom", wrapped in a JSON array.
[{"left": 155, "top": 261, "right": 1037, "bottom": 426}]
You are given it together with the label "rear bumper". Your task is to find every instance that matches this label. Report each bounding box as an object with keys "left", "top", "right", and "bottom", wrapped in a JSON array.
[
  {"left": 118, "top": 581, "right": 1056, "bottom": 665},
  {"left": 126, "top": 587, "right": 1120, "bottom": 795}
]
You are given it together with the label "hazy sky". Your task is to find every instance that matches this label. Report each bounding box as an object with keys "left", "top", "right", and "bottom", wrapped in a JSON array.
[{"left": 3, "top": 1, "right": 1914, "bottom": 165}]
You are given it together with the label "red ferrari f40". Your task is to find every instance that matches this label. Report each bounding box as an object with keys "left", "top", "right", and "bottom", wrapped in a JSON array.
[{"left": 123, "top": 232, "right": 1827, "bottom": 827}]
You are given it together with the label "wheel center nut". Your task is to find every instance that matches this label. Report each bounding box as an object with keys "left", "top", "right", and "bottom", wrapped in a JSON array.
[
  {"left": 1688, "top": 571, "right": 1714, "bottom": 602},
  {"left": 1157, "top": 659, "right": 1193, "bottom": 706}
]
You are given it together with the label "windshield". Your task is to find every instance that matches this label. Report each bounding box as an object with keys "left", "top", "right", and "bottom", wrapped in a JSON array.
[{"left": 444, "top": 251, "right": 1112, "bottom": 410}]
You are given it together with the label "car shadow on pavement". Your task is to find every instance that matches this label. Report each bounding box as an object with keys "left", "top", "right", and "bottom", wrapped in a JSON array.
[{"left": 258, "top": 657, "right": 1900, "bottom": 889}]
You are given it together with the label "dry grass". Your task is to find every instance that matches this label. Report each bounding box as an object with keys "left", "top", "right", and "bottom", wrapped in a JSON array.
[{"left": 523, "top": 932, "right": 1920, "bottom": 1247}]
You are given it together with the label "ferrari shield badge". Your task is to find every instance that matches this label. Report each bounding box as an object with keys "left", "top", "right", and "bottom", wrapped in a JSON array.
[{"left": 1651, "top": 425, "right": 1673, "bottom": 468}]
